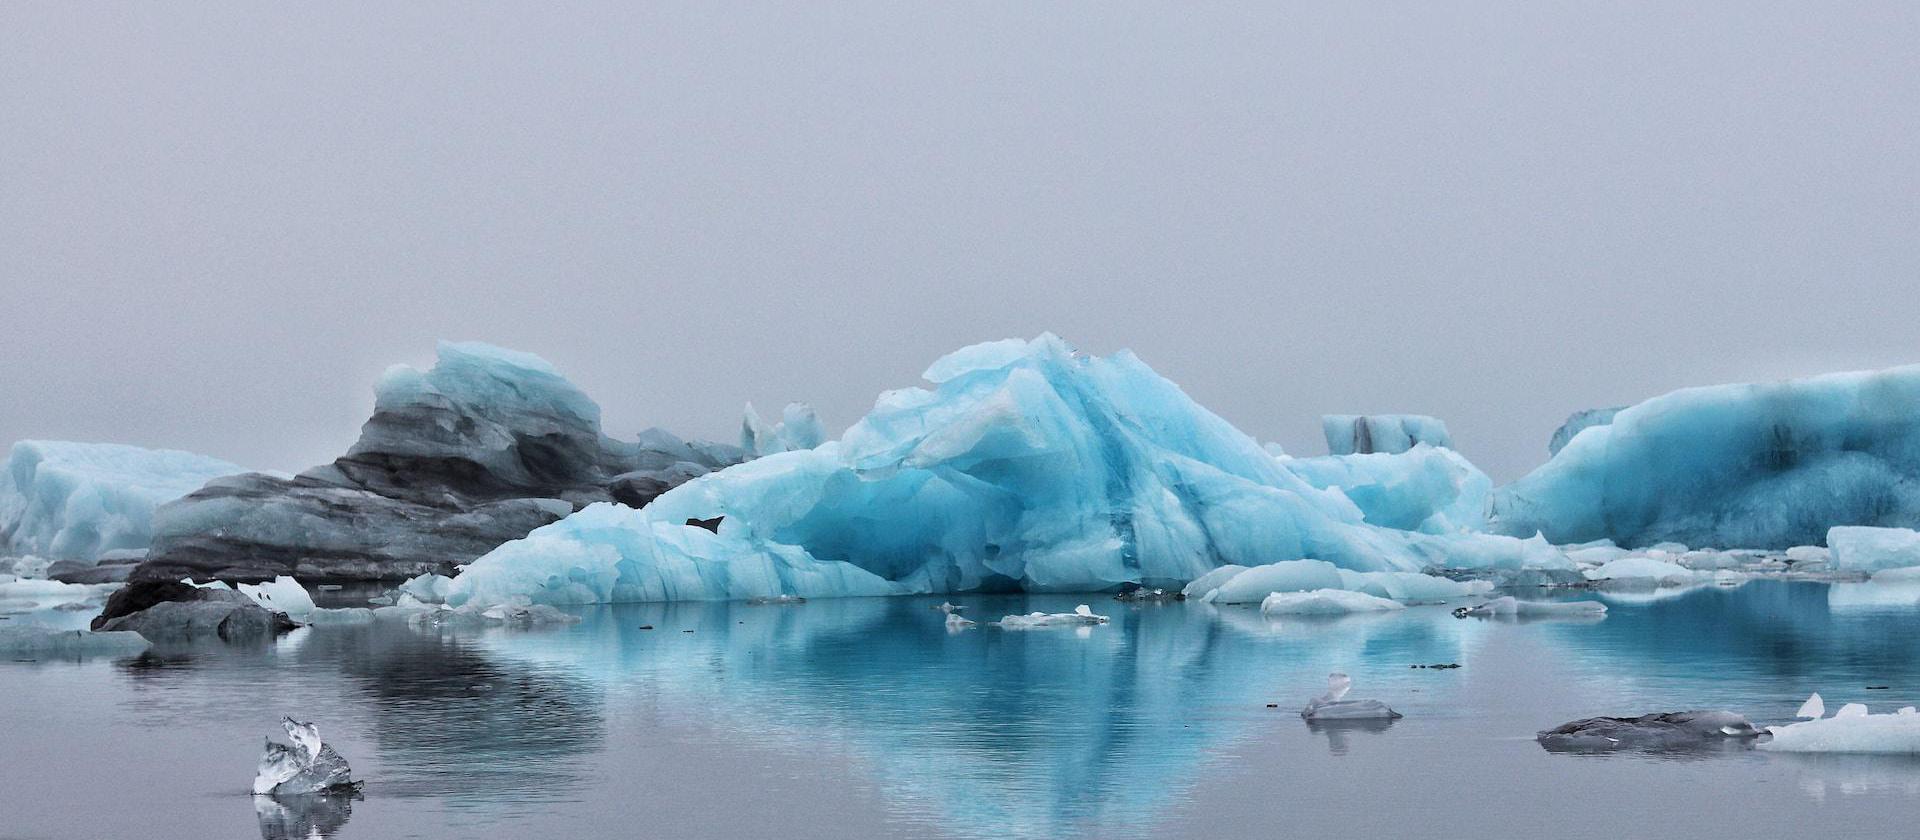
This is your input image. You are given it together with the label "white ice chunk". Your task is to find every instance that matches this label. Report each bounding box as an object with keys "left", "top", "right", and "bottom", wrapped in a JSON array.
[
  {"left": 1764, "top": 697, "right": 1920, "bottom": 753},
  {"left": 995, "top": 604, "right": 1110, "bottom": 629},
  {"left": 237, "top": 576, "right": 315, "bottom": 618},
  {"left": 1798, "top": 693, "right": 1826, "bottom": 719},
  {"left": 1260, "top": 589, "right": 1406, "bottom": 616},
  {"left": 1828, "top": 526, "right": 1920, "bottom": 573},
  {"left": 1300, "top": 672, "right": 1401, "bottom": 720}
]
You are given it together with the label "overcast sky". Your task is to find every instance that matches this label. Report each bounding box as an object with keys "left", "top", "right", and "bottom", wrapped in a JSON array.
[{"left": 4, "top": 2, "right": 1917, "bottom": 482}]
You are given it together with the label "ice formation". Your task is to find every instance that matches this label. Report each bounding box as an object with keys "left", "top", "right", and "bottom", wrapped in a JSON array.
[
  {"left": 0, "top": 440, "right": 245, "bottom": 561},
  {"left": 446, "top": 336, "right": 1569, "bottom": 607},
  {"left": 238, "top": 576, "right": 317, "bottom": 618},
  {"left": 1827, "top": 526, "right": 1920, "bottom": 573},
  {"left": 1278, "top": 444, "right": 1490, "bottom": 534},
  {"left": 1491, "top": 364, "right": 1920, "bottom": 549},
  {"left": 1260, "top": 589, "right": 1405, "bottom": 616},
  {"left": 1321, "top": 415, "right": 1452, "bottom": 456},
  {"left": 255, "top": 718, "right": 358, "bottom": 795},
  {"left": 1547, "top": 407, "right": 1622, "bottom": 457},
  {"left": 1181, "top": 562, "right": 1490, "bottom": 605},
  {"left": 1454, "top": 596, "right": 1607, "bottom": 618},
  {"left": 994, "top": 604, "right": 1109, "bottom": 629},
  {"left": 741, "top": 402, "right": 826, "bottom": 456},
  {"left": 1300, "top": 673, "right": 1400, "bottom": 720},
  {"left": 1761, "top": 694, "right": 1920, "bottom": 753},
  {"left": 137, "top": 342, "right": 743, "bottom": 582},
  {"left": 1584, "top": 555, "right": 1697, "bottom": 586},
  {"left": 0, "top": 626, "right": 150, "bottom": 657}
]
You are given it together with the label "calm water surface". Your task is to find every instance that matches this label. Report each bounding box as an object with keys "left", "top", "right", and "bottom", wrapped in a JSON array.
[{"left": 7, "top": 580, "right": 1920, "bottom": 839}]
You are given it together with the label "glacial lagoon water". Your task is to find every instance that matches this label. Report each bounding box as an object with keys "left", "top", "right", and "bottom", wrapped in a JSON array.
[{"left": 7, "top": 581, "right": 1920, "bottom": 839}]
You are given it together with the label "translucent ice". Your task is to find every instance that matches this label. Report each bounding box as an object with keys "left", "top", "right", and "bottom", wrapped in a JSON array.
[
  {"left": 1197, "top": 560, "right": 1344, "bottom": 605},
  {"left": 1321, "top": 415, "right": 1452, "bottom": 456},
  {"left": 254, "top": 718, "right": 357, "bottom": 795},
  {"left": 1827, "top": 526, "right": 1920, "bottom": 573},
  {"left": 1278, "top": 444, "right": 1490, "bottom": 534},
  {"left": 741, "top": 402, "right": 827, "bottom": 456},
  {"left": 1300, "top": 673, "right": 1401, "bottom": 720},
  {"left": 1, "top": 440, "right": 245, "bottom": 561},
  {"left": 447, "top": 336, "right": 1569, "bottom": 607},
  {"left": 1492, "top": 364, "right": 1920, "bottom": 549},
  {"left": 1762, "top": 694, "right": 1920, "bottom": 753},
  {"left": 1260, "top": 589, "right": 1405, "bottom": 616},
  {"left": 1183, "top": 562, "right": 1488, "bottom": 605}
]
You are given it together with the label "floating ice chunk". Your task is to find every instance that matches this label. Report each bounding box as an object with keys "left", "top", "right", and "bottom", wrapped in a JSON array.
[
  {"left": 1321, "top": 415, "right": 1451, "bottom": 456},
  {"left": 1491, "top": 364, "right": 1920, "bottom": 549},
  {"left": 254, "top": 718, "right": 357, "bottom": 795},
  {"left": 939, "top": 602, "right": 977, "bottom": 630},
  {"left": 1828, "top": 526, "right": 1920, "bottom": 573},
  {"left": 396, "top": 573, "right": 455, "bottom": 605},
  {"left": 238, "top": 576, "right": 316, "bottom": 618},
  {"left": 1536, "top": 711, "right": 1759, "bottom": 752},
  {"left": 302, "top": 607, "right": 375, "bottom": 626},
  {"left": 995, "top": 604, "right": 1109, "bottom": 629},
  {"left": 1203, "top": 560, "right": 1345, "bottom": 605},
  {"left": 741, "top": 402, "right": 827, "bottom": 456},
  {"left": 1, "top": 440, "right": 246, "bottom": 561},
  {"left": 1873, "top": 566, "right": 1920, "bottom": 583},
  {"left": 1300, "top": 673, "right": 1401, "bottom": 720},
  {"left": 1763, "top": 695, "right": 1920, "bottom": 753},
  {"left": 0, "top": 626, "right": 150, "bottom": 657},
  {"left": 1279, "top": 444, "right": 1490, "bottom": 533},
  {"left": 1260, "top": 589, "right": 1405, "bottom": 616},
  {"left": 1335, "top": 570, "right": 1492, "bottom": 602},
  {"left": 1454, "top": 596, "right": 1607, "bottom": 618},
  {"left": 1785, "top": 545, "right": 1833, "bottom": 566}
]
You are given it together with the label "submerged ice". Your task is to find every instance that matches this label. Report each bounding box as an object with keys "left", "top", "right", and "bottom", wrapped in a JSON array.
[{"left": 446, "top": 335, "right": 1566, "bottom": 607}]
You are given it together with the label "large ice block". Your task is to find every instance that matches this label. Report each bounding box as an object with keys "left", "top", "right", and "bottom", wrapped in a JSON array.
[{"left": 1, "top": 441, "right": 245, "bottom": 561}]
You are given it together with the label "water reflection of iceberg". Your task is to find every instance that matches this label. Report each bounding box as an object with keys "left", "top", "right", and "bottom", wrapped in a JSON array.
[
  {"left": 465, "top": 597, "right": 1478, "bottom": 839},
  {"left": 254, "top": 792, "right": 355, "bottom": 840}
]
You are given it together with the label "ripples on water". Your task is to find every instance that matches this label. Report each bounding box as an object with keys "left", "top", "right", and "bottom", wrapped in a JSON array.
[{"left": 5, "top": 581, "right": 1920, "bottom": 839}]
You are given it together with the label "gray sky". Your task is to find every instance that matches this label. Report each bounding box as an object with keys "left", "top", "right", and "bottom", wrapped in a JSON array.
[{"left": 3, "top": 2, "right": 1917, "bottom": 482}]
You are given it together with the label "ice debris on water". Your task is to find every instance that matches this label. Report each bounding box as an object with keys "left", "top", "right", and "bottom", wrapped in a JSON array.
[
  {"left": 1828, "top": 526, "right": 1920, "bottom": 574},
  {"left": 1761, "top": 693, "right": 1920, "bottom": 753},
  {"left": 1300, "top": 673, "right": 1400, "bottom": 720},
  {"left": 237, "top": 576, "right": 316, "bottom": 619},
  {"left": 255, "top": 717, "right": 358, "bottom": 796},
  {"left": 994, "top": 604, "right": 1108, "bottom": 629},
  {"left": 444, "top": 335, "right": 1571, "bottom": 608}
]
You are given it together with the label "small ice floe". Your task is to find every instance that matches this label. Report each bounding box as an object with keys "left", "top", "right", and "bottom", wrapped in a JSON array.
[
  {"left": 1453, "top": 596, "right": 1607, "bottom": 619},
  {"left": 1536, "top": 711, "right": 1760, "bottom": 752},
  {"left": 254, "top": 718, "right": 358, "bottom": 796},
  {"left": 994, "top": 604, "right": 1109, "bottom": 629},
  {"left": 1760, "top": 692, "right": 1920, "bottom": 753},
  {"left": 1300, "top": 673, "right": 1401, "bottom": 721},
  {"left": 937, "top": 602, "right": 976, "bottom": 630},
  {"left": 1260, "top": 589, "right": 1405, "bottom": 616}
]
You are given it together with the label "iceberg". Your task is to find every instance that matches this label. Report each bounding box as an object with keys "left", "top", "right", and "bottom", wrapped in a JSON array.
[
  {"left": 741, "top": 402, "right": 827, "bottom": 456},
  {"left": 1547, "top": 407, "right": 1622, "bottom": 457},
  {"left": 254, "top": 717, "right": 358, "bottom": 795},
  {"left": 1827, "top": 526, "right": 1920, "bottom": 573},
  {"left": 137, "top": 342, "right": 743, "bottom": 583},
  {"left": 1321, "top": 414, "right": 1452, "bottom": 456},
  {"left": 446, "top": 336, "right": 1567, "bottom": 607},
  {"left": 1491, "top": 364, "right": 1920, "bottom": 549},
  {"left": 1260, "top": 589, "right": 1405, "bottom": 616},
  {"left": 1279, "top": 444, "right": 1491, "bottom": 534},
  {"left": 1761, "top": 694, "right": 1920, "bottom": 753},
  {"left": 1, "top": 440, "right": 245, "bottom": 561},
  {"left": 1300, "top": 673, "right": 1401, "bottom": 720}
]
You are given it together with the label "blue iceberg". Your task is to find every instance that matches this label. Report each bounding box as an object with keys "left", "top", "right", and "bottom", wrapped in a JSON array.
[
  {"left": 1321, "top": 414, "right": 1452, "bottom": 455},
  {"left": 1279, "top": 444, "right": 1491, "bottom": 534},
  {"left": 447, "top": 335, "right": 1563, "bottom": 606},
  {"left": 1, "top": 440, "right": 246, "bottom": 561},
  {"left": 1491, "top": 364, "right": 1920, "bottom": 549}
]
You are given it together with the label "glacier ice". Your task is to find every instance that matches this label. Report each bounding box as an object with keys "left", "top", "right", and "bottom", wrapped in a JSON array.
[
  {"left": 255, "top": 717, "right": 357, "bottom": 795},
  {"left": 1193, "top": 560, "right": 1345, "bottom": 604},
  {"left": 1300, "top": 673, "right": 1400, "bottom": 720},
  {"left": 741, "top": 402, "right": 826, "bottom": 456},
  {"left": 0, "top": 440, "right": 245, "bottom": 561},
  {"left": 0, "top": 626, "right": 150, "bottom": 657},
  {"left": 993, "top": 604, "right": 1109, "bottom": 629},
  {"left": 1492, "top": 364, "right": 1920, "bottom": 549},
  {"left": 1584, "top": 555, "right": 1697, "bottom": 586},
  {"left": 1260, "top": 589, "right": 1405, "bottom": 616},
  {"left": 1181, "top": 562, "right": 1488, "bottom": 605},
  {"left": 1321, "top": 415, "right": 1452, "bottom": 456},
  {"left": 1762, "top": 694, "right": 1920, "bottom": 753},
  {"left": 138, "top": 341, "right": 743, "bottom": 582},
  {"left": 1827, "top": 526, "right": 1920, "bottom": 573},
  {"left": 1547, "top": 407, "right": 1622, "bottom": 457},
  {"left": 445, "top": 335, "right": 1568, "bottom": 607},
  {"left": 1278, "top": 444, "right": 1490, "bottom": 534}
]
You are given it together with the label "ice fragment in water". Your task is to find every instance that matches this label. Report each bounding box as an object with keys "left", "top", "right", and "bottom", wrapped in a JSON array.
[
  {"left": 1300, "top": 673, "right": 1400, "bottom": 720},
  {"left": 254, "top": 718, "right": 357, "bottom": 795}
]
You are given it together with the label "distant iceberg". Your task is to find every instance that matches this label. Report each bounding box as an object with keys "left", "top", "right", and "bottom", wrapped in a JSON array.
[
  {"left": 1491, "top": 364, "right": 1920, "bottom": 549},
  {"left": 0, "top": 440, "right": 245, "bottom": 562},
  {"left": 447, "top": 335, "right": 1565, "bottom": 607}
]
